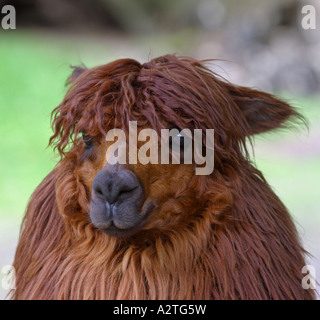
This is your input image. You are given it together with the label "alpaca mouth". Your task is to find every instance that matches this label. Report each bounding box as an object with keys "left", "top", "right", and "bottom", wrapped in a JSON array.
[
  {"left": 97, "top": 220, "right": 142, "bottom": 237},
  {"left": 90, "top": 196, "right": 154, "bottom": 237}
]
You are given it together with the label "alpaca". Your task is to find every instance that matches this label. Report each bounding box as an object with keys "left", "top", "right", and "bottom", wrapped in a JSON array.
[{"left": 12, "top": 55, "right": 315, "bottom": 299}]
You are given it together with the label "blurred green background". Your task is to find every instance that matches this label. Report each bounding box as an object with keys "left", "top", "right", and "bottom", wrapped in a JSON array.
[{"left": 0, "top": 0, "right": 319, "bottom": 298}]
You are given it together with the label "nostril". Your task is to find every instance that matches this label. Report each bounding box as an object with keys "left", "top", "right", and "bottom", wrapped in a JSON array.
[
  {"left": 122, "top": 185, "right": 138, "bottom": 193},
  {"left": 117, "top": 185, "right": 138, "bottom": 199},
  {"left": 95, "top": 186, "right": 104, "bottom": 198}
]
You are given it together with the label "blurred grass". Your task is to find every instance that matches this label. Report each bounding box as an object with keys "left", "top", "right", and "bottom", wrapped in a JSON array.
[
  {"left": 0, "top": 31, "right": 319, "bottom": 227},
  {"left": 0, "top": 32, "right": 74, "bottom": 218}
]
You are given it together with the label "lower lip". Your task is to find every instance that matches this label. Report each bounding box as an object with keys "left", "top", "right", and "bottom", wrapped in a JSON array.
[{"left": 98, "top": 222, "right": 138, "bottom": 237}]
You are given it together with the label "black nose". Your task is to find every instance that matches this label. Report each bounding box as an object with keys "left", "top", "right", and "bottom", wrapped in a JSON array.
[
  {"left": 90, "top": 165, "right": 151, "bottom": 236},
  {"left": 92, "top": 166, "right": 140, "bottom": 204}
]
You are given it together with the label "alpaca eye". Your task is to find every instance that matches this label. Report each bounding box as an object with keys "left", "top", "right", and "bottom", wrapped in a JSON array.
[
  {"left": 82, "top": 134, "right": 93, "bottom": 149},
  {"left": 169, "top": 133, "right": 185, "bottom": 152}
]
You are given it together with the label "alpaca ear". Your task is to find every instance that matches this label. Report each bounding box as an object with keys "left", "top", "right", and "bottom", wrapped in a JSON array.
[
  {"left": 66, "top": 65, "right": 87, "bottom": 85},
  {"left": 228, "top": 85, "right": 301, "bottom": 135}
]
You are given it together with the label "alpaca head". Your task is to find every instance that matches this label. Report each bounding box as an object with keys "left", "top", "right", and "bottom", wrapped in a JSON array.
[{"left": 49, "top": 55, "right": 300, "bottom": 239}]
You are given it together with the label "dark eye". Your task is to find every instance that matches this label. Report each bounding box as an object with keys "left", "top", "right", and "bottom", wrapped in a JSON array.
[
  {"left": 82, "top": 134, "right": 94, "bottom": 149},
  {"left": 169, "top": 133, "right": 185, "bottom": 152}
]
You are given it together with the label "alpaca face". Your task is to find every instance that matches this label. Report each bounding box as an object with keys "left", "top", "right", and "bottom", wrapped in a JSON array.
[{"left": 78, "top": 131, "right": 196, "bottom": 237}]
